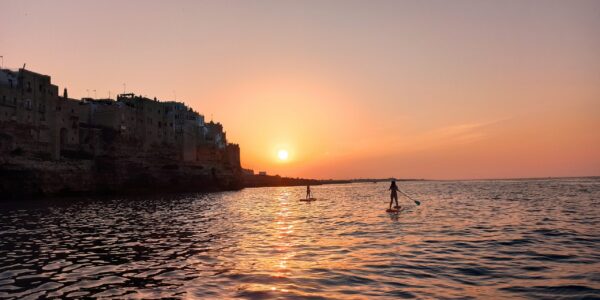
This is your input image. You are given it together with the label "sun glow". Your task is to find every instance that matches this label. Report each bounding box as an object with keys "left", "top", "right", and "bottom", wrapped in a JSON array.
[{"left": 277, "top": 149, "right": 289, "bottom": 161}]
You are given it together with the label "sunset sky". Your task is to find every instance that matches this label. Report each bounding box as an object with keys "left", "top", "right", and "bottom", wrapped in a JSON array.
[{"left": 1, "top": 0, "right": 599, "bottom": 179}]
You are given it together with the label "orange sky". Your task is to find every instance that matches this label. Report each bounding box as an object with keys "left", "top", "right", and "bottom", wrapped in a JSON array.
[{"left": 2, "top": 0, "right": 599, "bottom": 179}]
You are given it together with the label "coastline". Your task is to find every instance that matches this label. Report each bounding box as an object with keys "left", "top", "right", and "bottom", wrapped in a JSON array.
[
  {"left": 0, "top": 156, "right": 349, "bottom": 200},
  {"left": 0, "top": 156, "right": 243, "bottom": 200},
  {"left": 0, "top": 67, "right": 248, "bottom": 200}
]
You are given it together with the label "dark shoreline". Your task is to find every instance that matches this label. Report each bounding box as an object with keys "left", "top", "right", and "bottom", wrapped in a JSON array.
[
  {"left": 4, "top": 159, "right": 593, "bottom": 201},
  {"left": 0, "top": 158, "right": 351, "bottom": 200}
]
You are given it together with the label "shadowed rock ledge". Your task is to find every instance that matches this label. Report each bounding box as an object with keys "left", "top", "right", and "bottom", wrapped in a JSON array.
[{"left": 0, "top": 156, "right": 243, "bottom": 200}]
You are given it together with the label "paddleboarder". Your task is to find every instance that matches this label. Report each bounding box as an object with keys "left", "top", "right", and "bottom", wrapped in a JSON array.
[
  {"left": 389, "top": 180, "right": 401, "bottom": 210},
  {"left": 306, "top": 185, "right": 312, "bottom": 199}
]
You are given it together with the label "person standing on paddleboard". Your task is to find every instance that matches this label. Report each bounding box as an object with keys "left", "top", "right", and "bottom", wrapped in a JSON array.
[
  {"left": 389, "top": 180, "right": 401, "bottom": 210},
  {"left": 306, "top": 185, "right": 312, "bottom": 199}
]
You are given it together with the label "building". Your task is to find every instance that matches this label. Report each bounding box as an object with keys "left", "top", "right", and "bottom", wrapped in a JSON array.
[
  {"left": 0, "top": 66, "right": 240, "bottom": 169},
  {"left": 0, "top": 68, "right": 60, "bottom": 158}
]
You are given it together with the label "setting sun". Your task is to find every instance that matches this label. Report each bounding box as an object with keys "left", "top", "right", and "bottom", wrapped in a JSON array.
[
  {"left": 1, "top": 2, "right": 599, "bottom": 300},
  {"left": 277, "top": 149, "right": 289, "bottom": 161}
]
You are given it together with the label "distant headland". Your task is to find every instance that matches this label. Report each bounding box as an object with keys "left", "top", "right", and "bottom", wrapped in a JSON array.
[{"left": 0, "top": 66, "right": 327, "bottom": 199}]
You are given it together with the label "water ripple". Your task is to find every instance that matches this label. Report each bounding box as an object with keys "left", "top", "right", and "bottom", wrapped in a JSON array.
[{"left": 0, "top": 178, "right": 599, "bottom": 299}]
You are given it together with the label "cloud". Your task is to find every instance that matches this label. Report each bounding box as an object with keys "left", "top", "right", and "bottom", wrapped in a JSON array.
[
  {"left": 390, "top": 118, "right": 510, "bottom": 153},
  {"left": 303, "top": 117, "right": 510, "bottom": 170}
]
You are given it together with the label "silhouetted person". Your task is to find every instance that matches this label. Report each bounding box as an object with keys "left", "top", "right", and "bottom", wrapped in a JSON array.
[
  {"left": 389, "top": 180, "right": 401, "bottom": 210},
  {"left": 306, "top": 185, "right": 312, "bottom": 199}
]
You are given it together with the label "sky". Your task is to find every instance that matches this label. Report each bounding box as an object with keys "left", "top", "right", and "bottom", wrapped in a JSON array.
[{"left": 1, "top": 0, "right": 599, "bottom": 179}]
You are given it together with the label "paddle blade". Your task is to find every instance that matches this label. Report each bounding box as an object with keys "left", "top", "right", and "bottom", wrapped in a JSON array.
[{"left": 414, "top": 200, "right": 421, "bottom": 206}]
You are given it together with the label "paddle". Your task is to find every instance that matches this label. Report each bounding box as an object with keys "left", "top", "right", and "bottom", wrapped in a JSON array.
[{"left": 399, "top": 190, "right": 421, "bottom": 206}]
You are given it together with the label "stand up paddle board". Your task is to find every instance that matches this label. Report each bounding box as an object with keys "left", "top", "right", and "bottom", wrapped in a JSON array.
[
  {"left": 386, "top": 206, "right": 402, "bottom": 213},
  {"left": 299, "top": 198, "right": 317, "bottom": 202}
]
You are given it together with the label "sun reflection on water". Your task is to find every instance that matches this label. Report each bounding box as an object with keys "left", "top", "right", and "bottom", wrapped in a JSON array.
[{"left": 0, "top": 180, "right": 598, "bottom": 298}]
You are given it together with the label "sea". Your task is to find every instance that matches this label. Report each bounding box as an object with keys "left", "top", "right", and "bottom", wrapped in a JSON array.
[{"left": 0, "top": 178, "right": 599, "bottom": 299}]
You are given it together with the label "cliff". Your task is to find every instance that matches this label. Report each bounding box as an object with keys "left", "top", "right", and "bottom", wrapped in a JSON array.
[
  {"left": 0, "top": 67, "right": 244, "bottom": 199},
  {"left": 0, "top": 155, "right": 243, "bottom": 200}
]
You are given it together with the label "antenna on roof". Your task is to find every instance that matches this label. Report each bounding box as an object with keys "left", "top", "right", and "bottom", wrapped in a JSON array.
[
  {"left": 123, "top": 83, "right": 126, "bottom": 94},
  {"left": 22, "top": 63, "right": 26, "bottom": 70}
]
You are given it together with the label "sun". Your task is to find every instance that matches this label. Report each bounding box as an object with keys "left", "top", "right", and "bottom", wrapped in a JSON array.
[{"left": 277, "top": 149, "right": 289, "bottom": 161}]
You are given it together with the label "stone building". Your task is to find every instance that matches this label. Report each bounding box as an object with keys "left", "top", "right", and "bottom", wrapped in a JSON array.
[
  {"left": 0, "top": 68, "right": 59, "bottom": 158},
  {"left": 0, "top": 67, "right": 240, "bottom": 169}
]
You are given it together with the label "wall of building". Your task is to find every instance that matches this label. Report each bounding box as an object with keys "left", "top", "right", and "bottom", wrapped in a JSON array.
[
  {"left": 0, "top": 69, "right": 59, "bottom": 158},
  {"left": 0, "top": 67, "right": 241, "bottom": 168}
]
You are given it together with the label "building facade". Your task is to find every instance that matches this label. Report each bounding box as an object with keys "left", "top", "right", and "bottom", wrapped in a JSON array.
[{"left": 0, "top": 67, "right": 240, "bottom": 169}]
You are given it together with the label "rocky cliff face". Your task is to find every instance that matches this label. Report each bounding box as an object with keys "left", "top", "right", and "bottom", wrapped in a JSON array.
[
  {"left": 1, "top": 67, "right": 245, "bottom": 200},
  {"left": 0, "top": 118, "right": 244, "bottom": 200},
  {"left": 0, "top": 155, "right": 243, "bottom": 200}
]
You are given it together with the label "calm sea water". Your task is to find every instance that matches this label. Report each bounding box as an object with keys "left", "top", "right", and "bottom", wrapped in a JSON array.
[{"left": 0, "top": 178, "right": 599, "bottom": 299}]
